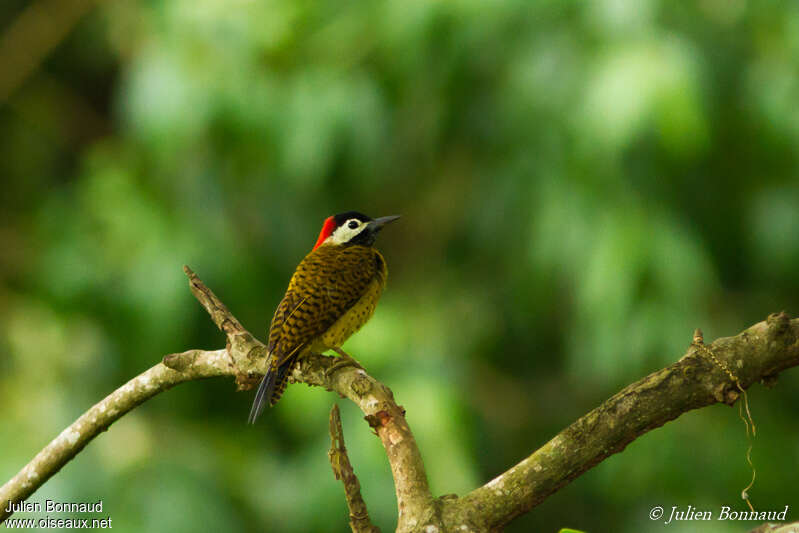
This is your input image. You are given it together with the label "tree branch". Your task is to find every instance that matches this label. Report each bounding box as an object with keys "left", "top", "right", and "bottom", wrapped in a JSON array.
[
  {"left": 183, "top": 265, "right": 435, "bottom": 530},
  {"left": 446, "top": 312, "right": 799, "bottom": 531},
  {"left": 2, "top": 267, "right": 435, "bottom": 532},
  {"left": 289, "top": 357, "right": 435, "bottom": 531},
  {"left": 0, "top": 349, "right": 229, "bottom": 521},
  {"left": 328, "top": 404, "right": 381, "bottom": 533},
  {"left": 2, "top": 265, "right": 797, "bottom": 532}
]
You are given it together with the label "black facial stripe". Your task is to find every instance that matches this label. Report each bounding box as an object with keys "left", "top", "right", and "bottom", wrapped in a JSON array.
[{"left": 346, "top": 227, "right": 376, "bottom": 247}]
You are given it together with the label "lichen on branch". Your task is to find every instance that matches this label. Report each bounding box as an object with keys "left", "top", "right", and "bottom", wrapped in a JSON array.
[{"left": 2, "top": 266, "right": 797, "bottom": 533}]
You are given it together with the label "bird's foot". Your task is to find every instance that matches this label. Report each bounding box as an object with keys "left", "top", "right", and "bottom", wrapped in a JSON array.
[{"left": 325, "top": 347, "right": 365, "bottom": 377}]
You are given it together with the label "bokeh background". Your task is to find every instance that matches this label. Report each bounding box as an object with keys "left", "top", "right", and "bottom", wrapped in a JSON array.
[{"left": 1, "top": 0, "right": 798, "bottom": 531}]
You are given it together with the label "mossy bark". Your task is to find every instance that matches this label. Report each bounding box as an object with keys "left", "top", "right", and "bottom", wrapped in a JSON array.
[{"left": 2, "top": 267, "right": 797, "bottom": 533}]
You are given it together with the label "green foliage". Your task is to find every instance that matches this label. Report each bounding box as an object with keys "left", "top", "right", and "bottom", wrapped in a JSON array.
[{"left": 1, "top": 0, "right": 798, "bottom": 531}]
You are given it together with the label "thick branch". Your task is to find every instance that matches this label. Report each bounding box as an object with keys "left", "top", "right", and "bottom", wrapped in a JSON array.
[
  {"left": 183, "top": 266, "right": 435, "bottom": 530},
  {"left": 448, "top": 312, "right": 799, "bottom": 531},
  {"left": 2, "top": 267, "right": 435, "bottom": 532},
  {"left": 4, "top": 264, "right": 796, "bottom": 532},
  {"left": 328, "top": 404, "right": 381, "bottom": 533}
]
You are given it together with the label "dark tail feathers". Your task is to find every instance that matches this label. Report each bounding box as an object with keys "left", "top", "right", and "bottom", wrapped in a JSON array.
[{"left": 247, "top": 357, "right": 296, "bottom": 424}]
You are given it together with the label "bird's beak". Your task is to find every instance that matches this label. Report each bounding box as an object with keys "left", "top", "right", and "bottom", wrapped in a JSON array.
[{"left": 368, "top": 215, "right": 401, "bottom": 233}]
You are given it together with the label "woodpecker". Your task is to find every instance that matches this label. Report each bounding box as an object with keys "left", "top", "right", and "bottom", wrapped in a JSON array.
[{"left": 248, "top": 211, "right": 400, "bottom": 423}]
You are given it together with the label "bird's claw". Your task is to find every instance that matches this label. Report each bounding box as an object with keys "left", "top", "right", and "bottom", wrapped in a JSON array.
[{"left": 325, "top": 348, "right": 365, "bottom": 377}]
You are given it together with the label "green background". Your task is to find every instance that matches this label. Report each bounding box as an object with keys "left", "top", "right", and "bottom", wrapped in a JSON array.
[{"left": 1, "top": 0, "right": 798, "bottom": 532}]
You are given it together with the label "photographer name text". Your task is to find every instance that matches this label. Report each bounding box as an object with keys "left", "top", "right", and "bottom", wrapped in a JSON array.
[
  {"left": 6, "top": 500, "right": 103, "bottom": 514},
  {"left": 3, "top": 500, "right": 111, "bottom": 529},
  {"left": 649, "top": 504, "right": 789, "bottom": 524}
]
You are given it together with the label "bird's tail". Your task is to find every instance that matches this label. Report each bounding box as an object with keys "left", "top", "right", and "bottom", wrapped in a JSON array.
[{"left": 247, "top": 356, "right": 297, "bottom": 424}]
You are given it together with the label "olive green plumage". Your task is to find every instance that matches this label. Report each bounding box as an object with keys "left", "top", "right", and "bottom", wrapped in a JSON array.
[
  {"left": 248, "top": 212, "right": 398, "bottom": 423},
  {"left": 267, "top": 244, "right": 387, "bottom": 401}
]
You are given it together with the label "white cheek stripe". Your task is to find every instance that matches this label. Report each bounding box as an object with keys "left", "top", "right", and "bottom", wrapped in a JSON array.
[{"left": 327, "top": 220, "right": 368, "bottom": 245}]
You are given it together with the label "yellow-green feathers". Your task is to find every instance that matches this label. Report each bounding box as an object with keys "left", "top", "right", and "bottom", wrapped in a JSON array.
[{"left": 247, "top": 244, "right": 387, "bottom": 422}]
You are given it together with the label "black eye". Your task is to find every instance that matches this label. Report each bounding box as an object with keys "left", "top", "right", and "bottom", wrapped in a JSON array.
[{"left": 348, "top": 220, "right": 359, "bottom": 229}]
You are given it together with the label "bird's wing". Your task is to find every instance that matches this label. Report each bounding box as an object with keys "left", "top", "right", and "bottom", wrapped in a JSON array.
[{"left": 267, "top": 246, "right": 378, "bottom": 367}]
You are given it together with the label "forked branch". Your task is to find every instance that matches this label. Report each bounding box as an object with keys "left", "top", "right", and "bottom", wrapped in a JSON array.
[
  {"left": 1, "top": 267, "right": 434, "bottom": 532},
  {"left": 2, "top": 266, "right": 798, "bottom": 533}
]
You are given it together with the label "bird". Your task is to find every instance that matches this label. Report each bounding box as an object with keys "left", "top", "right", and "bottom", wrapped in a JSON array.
[{"left": 248, "top": 211, "right": 400, "bottom": 423}]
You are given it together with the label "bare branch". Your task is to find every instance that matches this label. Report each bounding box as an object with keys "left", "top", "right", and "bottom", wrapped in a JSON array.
[
  {"left": 328, "top": 404, "right": 381, "bottom": 533},
  {"left": 448, "top": 312, "right": 799, "bottom": 531},
  {"left": 3, "top": 265, "right": 796, "bottom": 532},
  {"left": 183, "top": 267, "right": 435, "bottom": 530},
  {"left": 183, "top": 265, "right": 245, "bottom": 335},
  {"left": 1, "top": 267, "right": 435, "bottom": 532},
  {"left": 0, "top": 349, "right": 229, "bottom": 521},
  {"left": 291, "top": 357, "right": 435, "bottom": 531}
]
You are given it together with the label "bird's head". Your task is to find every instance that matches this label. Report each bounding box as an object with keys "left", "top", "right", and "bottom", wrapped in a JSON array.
[{"left": 313, "top": 211, "right": 400, "bottom": 250}]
